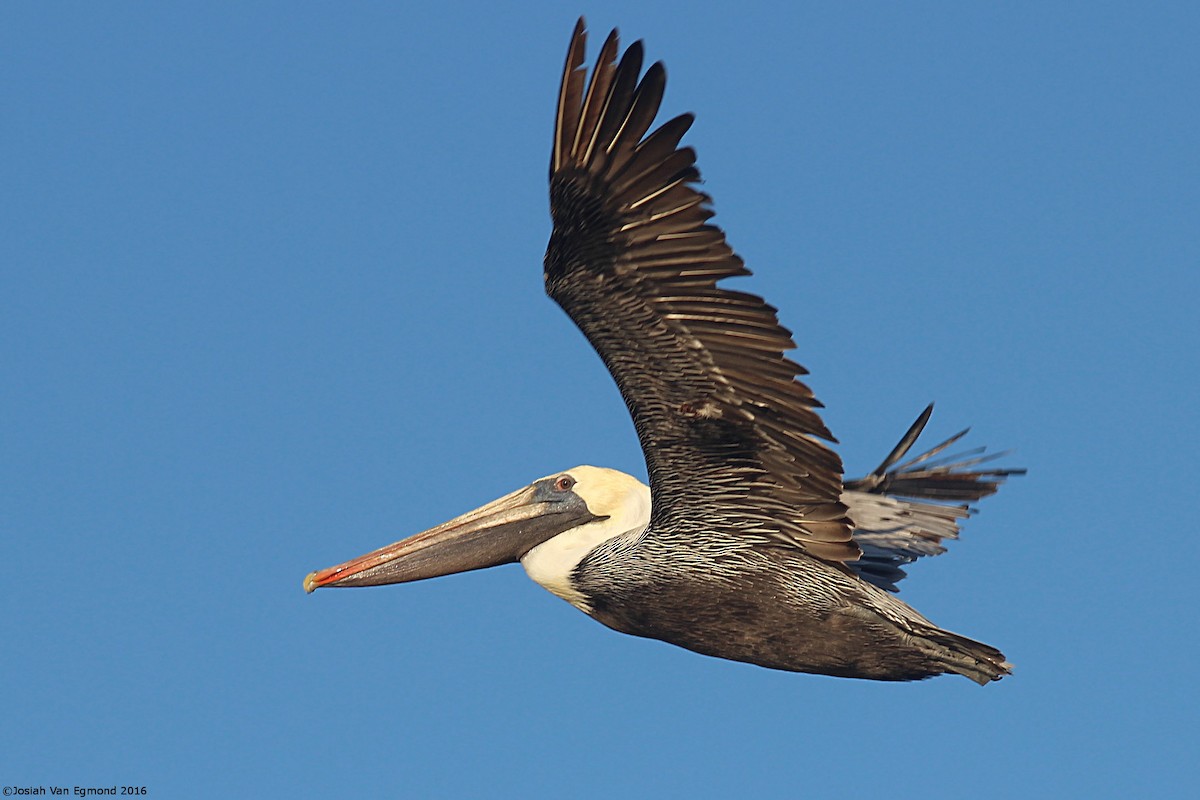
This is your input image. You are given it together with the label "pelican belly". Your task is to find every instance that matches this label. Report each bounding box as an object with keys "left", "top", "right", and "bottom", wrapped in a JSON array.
[{"left": 574, "top": 539, "right": 1009, "bottom": 683}]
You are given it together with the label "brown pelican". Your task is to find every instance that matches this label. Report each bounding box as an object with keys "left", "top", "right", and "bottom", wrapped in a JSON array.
[{"left": 304, "top": 19, "right": 1023, "bottom": 684}]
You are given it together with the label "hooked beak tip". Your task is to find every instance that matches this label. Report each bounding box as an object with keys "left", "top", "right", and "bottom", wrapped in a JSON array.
[
  {"left": 303, "top": 571, "right": 321, "bottom": 594},
  {"left": 305, "top": 564, "right": 353, "bottom": 593}
]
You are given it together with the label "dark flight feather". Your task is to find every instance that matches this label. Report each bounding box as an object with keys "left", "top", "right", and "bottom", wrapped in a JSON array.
[
  {"left": 546, "top": 21, "right": 857, "bottom": 562},
  {"left": 844, "top": 405, "right": 1027, "bottom": 591}
]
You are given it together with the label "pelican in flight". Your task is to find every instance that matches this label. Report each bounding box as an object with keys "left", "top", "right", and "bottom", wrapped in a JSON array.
[{"left": 304, "top": 20, "right": 1023, "bottom": 684}]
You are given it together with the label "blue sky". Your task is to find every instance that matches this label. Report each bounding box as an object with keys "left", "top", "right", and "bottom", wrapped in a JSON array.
[{"left": 4, "top": 1, "right": 1197, "bottom": 797}]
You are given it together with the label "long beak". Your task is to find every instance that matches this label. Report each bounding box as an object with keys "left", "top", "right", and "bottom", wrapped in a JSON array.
[{"left": 304, "top": 483, "right": 596, "bottom": 592}]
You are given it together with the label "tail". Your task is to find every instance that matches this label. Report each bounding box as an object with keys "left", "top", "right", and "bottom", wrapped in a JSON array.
[{"left": 923, "top": 626, "right": 1014, "bottom": 685}]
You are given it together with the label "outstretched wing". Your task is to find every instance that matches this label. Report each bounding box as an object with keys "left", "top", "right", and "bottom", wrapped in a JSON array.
[
  {"left": 545, "top": 20, "right": 857, "bottom": 563},
  {"left": 844, "top": 406, "right": 1026, "bottom": 591}
]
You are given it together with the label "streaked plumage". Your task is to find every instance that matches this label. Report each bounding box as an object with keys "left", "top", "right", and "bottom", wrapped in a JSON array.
[{"left": 304, "top": 19, "right": 1023, "bottom": 684}]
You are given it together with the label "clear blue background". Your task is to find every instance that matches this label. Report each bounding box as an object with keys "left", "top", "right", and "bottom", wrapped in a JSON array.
[{"left": 4, "top": 1, "right": 1197, "bottom": 797}]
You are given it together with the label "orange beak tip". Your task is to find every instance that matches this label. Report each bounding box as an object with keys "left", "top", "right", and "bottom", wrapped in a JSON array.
[{"left": 303, "top": 571, "right": 320, "bottom": 594}]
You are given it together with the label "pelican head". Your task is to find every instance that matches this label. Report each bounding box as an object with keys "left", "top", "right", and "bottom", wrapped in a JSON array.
[{"left": 304, "top": 466, "right": 650, "bottom": 606}]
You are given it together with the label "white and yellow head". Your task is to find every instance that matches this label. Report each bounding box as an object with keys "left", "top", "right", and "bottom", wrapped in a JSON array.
[{"left": 519, "top": 466, "right": 650, "bottom": 609}]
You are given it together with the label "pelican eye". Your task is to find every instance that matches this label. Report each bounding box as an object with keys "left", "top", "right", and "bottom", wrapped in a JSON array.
[{"left": 554, "top": 475, "right": 576, "bottom": 492}]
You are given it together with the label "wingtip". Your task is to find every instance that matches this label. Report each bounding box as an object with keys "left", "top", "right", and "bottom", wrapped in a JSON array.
[{"left": 871, "top": 405, "right": 935, "bottom": 477}]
